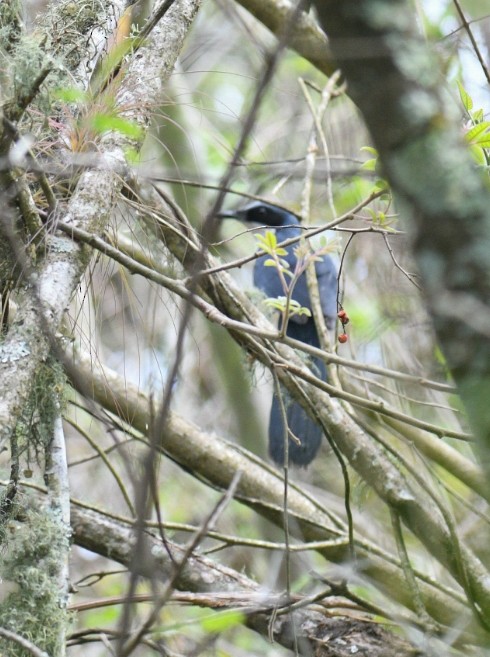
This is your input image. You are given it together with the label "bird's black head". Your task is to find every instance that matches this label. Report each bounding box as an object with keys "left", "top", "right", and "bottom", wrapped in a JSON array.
[{"left": 218, "top": 201, "right": 299, "bottom": 227}]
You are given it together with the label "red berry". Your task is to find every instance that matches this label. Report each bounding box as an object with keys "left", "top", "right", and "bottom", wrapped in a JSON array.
[
  {"left": 338, "top": 333, "right": 348, "bottom": 344},
  {"left": 337, "top": 309, "right": 350, "bottom": 325}
]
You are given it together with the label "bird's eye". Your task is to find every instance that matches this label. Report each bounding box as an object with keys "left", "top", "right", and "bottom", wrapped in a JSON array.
[{"left": 258, "top": 207, "right": 266, "bottom": 215}]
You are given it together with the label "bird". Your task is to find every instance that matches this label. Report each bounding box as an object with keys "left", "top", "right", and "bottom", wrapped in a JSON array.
[{"left": 218, "top": 201, "right": 337, "bottom": 466}]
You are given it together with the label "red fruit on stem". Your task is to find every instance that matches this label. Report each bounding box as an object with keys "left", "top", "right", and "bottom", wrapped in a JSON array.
[{"left": 338, "top": 309, "right": 350, "bottom": 325}]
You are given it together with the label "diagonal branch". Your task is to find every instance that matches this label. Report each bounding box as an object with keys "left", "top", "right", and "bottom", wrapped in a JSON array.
[
  {"left": 311, "top": 0, "right": 490, "bottom": 464},
  {"left": 0, "top": 0, "right": 203, "bottom": 450},
  {"left": 66, "top": 346, "right": 482, "bottom": 636},
  {"left": 123, "top": 184, "right": 490, "bottom": 626},
  {"left": 70, "top": 504, "right": 417, "bottom": 657},
  {"left": 235, "top": 0, "right": 333, "bottom": 75}
]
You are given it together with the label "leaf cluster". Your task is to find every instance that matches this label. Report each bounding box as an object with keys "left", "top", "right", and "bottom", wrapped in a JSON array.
[{"left": 458, "top": 81, "right": 490, "bottom": 167}]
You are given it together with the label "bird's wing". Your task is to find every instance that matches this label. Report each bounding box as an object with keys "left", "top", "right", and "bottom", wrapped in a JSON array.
[
  {"left": 253, "top": 255, "right": 284, "bottom": 299},
  {"left": 315, "top": 255, "right": 338, "bottom": 328},
  {"left": 254, "top": 253, "right": 337, "bottom": 328}
]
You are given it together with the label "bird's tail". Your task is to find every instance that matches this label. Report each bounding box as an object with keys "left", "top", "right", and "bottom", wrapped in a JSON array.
[{"left": 268, "top": 356, "right": 325, "bottom": 466}]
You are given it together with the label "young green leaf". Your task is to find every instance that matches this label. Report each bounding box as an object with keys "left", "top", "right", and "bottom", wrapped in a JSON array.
[
  {"left": 373, "top": 179, "right": 389, "bottom": 193},
  {"left": 474, "top": 136, "right": 490, "bottom": 149},
  {"left": 457, "top": 81, "right": 473, "bottom": 112},
  {"left": 472, "top": 108, "right": 484, "bottom": 123},
  {"left": 264, "top": 297, "right": 288, "bottom": 311},
  {"left": 360, "top": 146, "right": 378, "bottom": 156},
  {"left": 264, "top": 231, "right": 277, "bottom": 250},
  {"left": 361, "top": 158, "right": 377, "bottom": 171},
  {"left": 288, "top": 299, "right": 311, "bottom": 317},
  {"left": 469, "top": 145, "right": 486, "bottom": 166},
  {"left": 464, "top": 122, "right": 490, "bottom": 145}
]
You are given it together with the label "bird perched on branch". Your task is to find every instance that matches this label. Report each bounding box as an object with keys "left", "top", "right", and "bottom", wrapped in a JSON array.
[{"left": 218, "top": 201, "right": 337, "bottom": 466}]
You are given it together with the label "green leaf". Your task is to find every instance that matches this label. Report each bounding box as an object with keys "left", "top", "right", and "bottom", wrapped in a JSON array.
[
  {"left": 264, "top": 231, "right": 277, "bottom": 249},
  {"left": 91, "top": 114, "right": 143, "bottom": 140},
  {"left": 361, "top": 158, "right": 377, "bottom": 171},
  {"left": 124, "top": 147, "right": 140, "bottom": 164},
  {"left": 373, "top": 179, "right": 389, "bottom": 193},
  {"left": 53, "top": 87, "right": 87, "bottom": 103},
  {"left": 255, "top": 237, "right": 270, "bottom": 253},
  {"left": 264, "top": 259, "right": 277, "bottom": 267},
  {"left": 256, "top": 231, "right": 282, "bottom": 255},
  {"left": 469, "top": 145, "right": 486, "bottom": 165},
  {"left": 464, "top": 122, "right": 490, "bottom": 144},
  {"left": 474, "top": 136, "right": 490, "bottom": 148},
  {"left": 360, "top": 146, "right": 378, "bottom": 156},
  {"left": 89, "top": 38, "right": 137, "bottom": 95},
  {"left": 472, "top": 108, "right": 484, "bottom": 123},
  {"left": 264, "top": 297, "right": 287, "bottom": 311},
  {"left": 457, "top": 81, "right": 473, "bottom": 112},
  {"left": 200, "top": 610, "right": 245, "bottom": 633},
  {"left": 288, "top": 299, "right": 311, "bottom": 317}
]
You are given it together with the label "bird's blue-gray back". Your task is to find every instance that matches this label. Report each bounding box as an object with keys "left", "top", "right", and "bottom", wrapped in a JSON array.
[{"left": 218, "top": 201, "right": 337, "bottom": 466}]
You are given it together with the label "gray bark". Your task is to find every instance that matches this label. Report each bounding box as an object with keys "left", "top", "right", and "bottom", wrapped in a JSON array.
[{"left": 312, "top": 0, "right": 490, "bottom": 474}]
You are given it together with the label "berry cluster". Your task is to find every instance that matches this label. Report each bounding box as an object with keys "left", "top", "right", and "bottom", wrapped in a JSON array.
[{"left": 337, "top": 308, "right": 349, "bottom": 343}]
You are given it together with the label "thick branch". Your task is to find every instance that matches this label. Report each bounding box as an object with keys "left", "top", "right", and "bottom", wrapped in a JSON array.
[
  {"left": 312, "top": 0, "right": 490, "bottom": 468},
  {"left": 67, "top": 347, "right": 480, "bottom": 636},
  {"left": 130, "top": 188, "right": 490, "bottom": 627},
  {"left": 0, "top": 0, "right": 202, "bottom": 448},
  {"left": 70, "top": 505, "right": 417, "bottom": 657},
  {"left": 236, "top": 0, "right": 333, "bottom": 75}
]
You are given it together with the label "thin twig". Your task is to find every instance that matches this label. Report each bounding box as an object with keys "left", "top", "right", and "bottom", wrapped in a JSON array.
[
  {"left": 453, "top": 0, "right": 490, "bottom": 85},
  {"left": 390, "top": 508, "right": 433, "bottom": 625},
  {"left": 119, "top": 471, "right": 243, "bottom": 657},
  {"left": 64, "top": 416, "right": 135, "bottom": 516},
  {"left": 382, "top": 233, "right": 421, "bottom": 289}
]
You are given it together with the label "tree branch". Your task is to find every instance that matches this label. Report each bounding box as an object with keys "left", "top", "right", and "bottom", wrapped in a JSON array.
[
  {"left": 0, "top": 0, "right": 203, "bottom": 449},
  {"left": 312, "top": 0, "right": 490, "bottom": 468},
  {"left": 66, "top": 346, "right": 480, "bottom": 636},
  {"left": 70, "top": 504, "right": 417, "bottom": 657}
]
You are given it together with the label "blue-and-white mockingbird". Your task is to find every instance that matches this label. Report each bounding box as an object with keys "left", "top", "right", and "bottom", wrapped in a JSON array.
[{"left": 218, "top": 201, "right": 337, "bottom": 465}]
